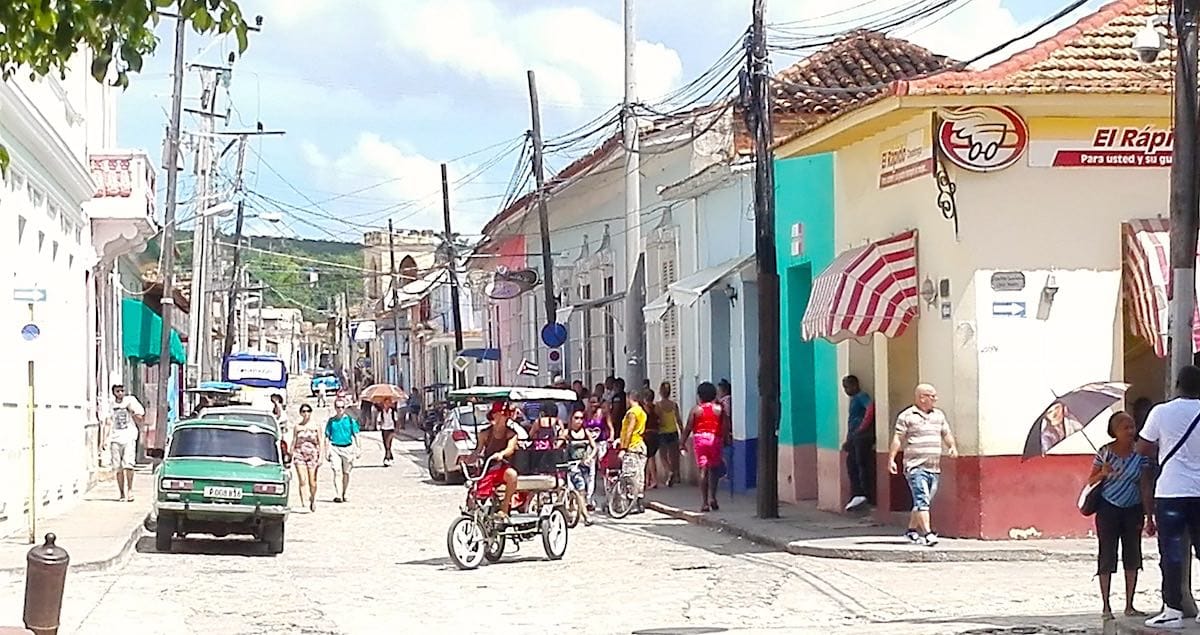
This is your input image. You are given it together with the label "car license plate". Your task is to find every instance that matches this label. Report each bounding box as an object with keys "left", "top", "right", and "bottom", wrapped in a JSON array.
[{"left": 204, "top": 486, "right": 243, "bottom": 500}]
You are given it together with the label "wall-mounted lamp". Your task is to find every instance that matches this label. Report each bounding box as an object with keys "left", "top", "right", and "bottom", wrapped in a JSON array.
[
  {"left": 723, "top": 284, "right": 738, "bottom": 306},
  {"left": 1042, "top": 274, "right": 1060, "bottom": 302},
  {"left": 920, "top": 277, "right": 938, "bottom": 307}
]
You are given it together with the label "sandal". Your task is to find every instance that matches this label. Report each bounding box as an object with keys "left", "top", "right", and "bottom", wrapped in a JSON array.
[
  {"left": 1125, "top": 608, "right": 1147, "bottom": 617},
  {"left": 710, "top": 500, "right": 719, "bottom": 511},
  {"left": 701, "top": 504, "right": 712, "bottom": 512}
]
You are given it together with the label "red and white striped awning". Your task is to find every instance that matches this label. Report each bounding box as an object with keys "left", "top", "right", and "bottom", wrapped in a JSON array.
[
  {"left": 801, "top": 230, "right": 918, "bottom": 342},
  {"left": 1121, "top": 219, "right": 1200, "bottom": 358}
]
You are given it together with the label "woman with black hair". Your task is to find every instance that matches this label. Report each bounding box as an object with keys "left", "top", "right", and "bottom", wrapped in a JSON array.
[{"left": 1087, "top": 410, "right": 1151, "bottom": 620}]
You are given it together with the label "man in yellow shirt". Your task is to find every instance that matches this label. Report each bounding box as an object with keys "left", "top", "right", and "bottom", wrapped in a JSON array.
[{"left": 618, "top": 392, "right": 648, "bottom": 514}]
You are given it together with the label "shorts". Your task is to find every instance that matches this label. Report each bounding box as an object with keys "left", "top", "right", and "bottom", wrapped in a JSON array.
[
  {"left": 692, "top": 432, "right": 721, "bottom": 469},
  {"left": 110, "top": 439, "right": 136, "bottom": 470},
  {"left": 658, "top": 432, "right": 680, "bottom": 448},
  {"left": 905, "top": 467, "right": 940, "bottom": 511},
  {"left": 476, "top": 462, "right": 511, "bottom": 499},
  {"left": 645, "top": 433, "right": 660, "bottom": 458},
  {"left": 328, "top": 444, "right": 357, "bottom": 475}
]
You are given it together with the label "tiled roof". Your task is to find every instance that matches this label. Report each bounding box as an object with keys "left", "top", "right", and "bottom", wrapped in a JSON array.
[
  {"left": 774, "top": 29, "right": 953, "bottom": 113},
  {"left": 903, "top": 0, "right": 1171, "bottom": 96}
]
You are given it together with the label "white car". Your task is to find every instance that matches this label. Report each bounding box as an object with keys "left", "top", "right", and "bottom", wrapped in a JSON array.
[{"left": 427, "top": 404, "right": 520, "bottom": 484}]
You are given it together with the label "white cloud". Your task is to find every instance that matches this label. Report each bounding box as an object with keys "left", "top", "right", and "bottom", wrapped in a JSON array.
[
  {"left": 299, "top": 134, "right": 494, "bottom": 234},
  {"left": 374, "top": 0, "right": 684, "bottom": 107}
]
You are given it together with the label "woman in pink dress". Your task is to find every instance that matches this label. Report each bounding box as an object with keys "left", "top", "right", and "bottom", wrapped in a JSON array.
[
  {"left": 291, "top": 404, "right": 323, "bottom": 512},
  {"left": 680, "top": 381, "right": 731, "bottom": 512}
]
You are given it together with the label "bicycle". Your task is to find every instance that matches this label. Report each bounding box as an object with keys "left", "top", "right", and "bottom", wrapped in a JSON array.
[{"left": 603, "top": 447, "right": 637, "bottom": 519}]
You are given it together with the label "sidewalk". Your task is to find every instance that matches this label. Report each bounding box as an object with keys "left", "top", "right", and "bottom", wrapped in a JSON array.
[
  {"left": 645, "top": 484, "right": 1149, "bottom": 563},
  {"left": 0, "top": 470, "right": 150, "bottom": 582},
  {"left": 1109, "top": 614, "right": 1200, "bottom": 634}
]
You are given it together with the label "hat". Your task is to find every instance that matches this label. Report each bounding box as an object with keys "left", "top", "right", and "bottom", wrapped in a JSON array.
[{"left": 489, "top": 401, "right": 511, "bottom": 418}]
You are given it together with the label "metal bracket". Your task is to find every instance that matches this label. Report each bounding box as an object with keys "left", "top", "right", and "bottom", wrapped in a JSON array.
[{"left": 931, "top": 111, "right": 960, "bottom": 240}]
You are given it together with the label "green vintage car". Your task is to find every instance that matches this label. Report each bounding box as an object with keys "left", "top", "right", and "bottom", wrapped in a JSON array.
[{"left": 155, "top": 417, "right": 289, "bottom": 554}]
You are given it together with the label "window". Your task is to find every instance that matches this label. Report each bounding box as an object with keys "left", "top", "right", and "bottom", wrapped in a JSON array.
[
  {"left": 169, "top": 427, "right": 280, "bottom": 463},
  {"left": 603, "top": 275, "right": 615, "bottom": 377}
]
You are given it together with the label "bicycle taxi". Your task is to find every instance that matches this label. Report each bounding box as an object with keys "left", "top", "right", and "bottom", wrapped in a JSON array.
[{"left": 444, "top": 386, "right": 580, "bottom": 570}]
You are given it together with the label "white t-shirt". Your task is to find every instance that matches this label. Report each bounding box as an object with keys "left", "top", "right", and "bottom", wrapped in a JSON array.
[
  {"left": 1140, "top": 397, "right": 1200, "bottom": 498},
  {"left": 378, "top": 409, "right": 396, "bottom": 431},
  {"left": 110, "top": 396, "right": 145, "bottom": 444}
]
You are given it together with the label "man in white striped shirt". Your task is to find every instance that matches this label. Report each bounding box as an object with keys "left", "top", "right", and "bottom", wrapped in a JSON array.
[{"left": 888, "top": 383, "right": 958, "bottom": 546}]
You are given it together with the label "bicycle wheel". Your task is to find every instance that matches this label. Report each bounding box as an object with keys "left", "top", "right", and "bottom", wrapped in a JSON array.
[
  {"left": 607, "top": 476, "right": 634, "bottom": 519},
  {"left": 565, "top": 490, "right": 584, "bottom": 528},
  {"left": 447, "top": 516, "right": 486, "bottom": 570}
]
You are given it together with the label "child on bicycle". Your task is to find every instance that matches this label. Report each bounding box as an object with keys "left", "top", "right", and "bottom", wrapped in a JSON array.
[{"left": 563, "top": 406, "right": 596, "bottom": 526}]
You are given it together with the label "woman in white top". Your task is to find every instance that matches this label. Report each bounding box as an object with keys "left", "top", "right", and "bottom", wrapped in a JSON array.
[{"left": 377, "top": 399, "right": 398, "bottom": 467}]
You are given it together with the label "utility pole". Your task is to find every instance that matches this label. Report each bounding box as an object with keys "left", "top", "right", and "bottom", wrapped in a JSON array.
[
  {"left": 747, "top": 0, "right": 780, "bottom": 519},
  {"left": 342, "top": 288, "right": 353, "bottom": 394},
  {"left": 1169, "top": 0, "right": 1200, "bottom": 617},
  {"left": 442, "top": 163, "right": 466, "bottom": 388},
  {"left": 186, "top": 69, "right": 221, "bottom": 385},
  {"left": 155, "top": 15, "right": 187, "bottom": 433},
  {"left": 387, "top": 218, "right": 404, "bottom": 386},
  {"left": 527, "top": 70, "right": 556, "bottom": 371},
  {"left": 622, "top": 0, "right": 648, "bottom": 392},
  {"left": 221, "top": 139, "right": 249, "bottom": 362}
]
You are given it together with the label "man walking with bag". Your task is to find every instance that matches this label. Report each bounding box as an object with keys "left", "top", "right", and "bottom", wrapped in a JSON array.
[{"left": 1139, "top": 365, "right": 1200, "bottom": 629}]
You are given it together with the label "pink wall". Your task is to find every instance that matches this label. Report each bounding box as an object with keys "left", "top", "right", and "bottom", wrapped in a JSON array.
[{"left": 490, "top": 235, "right": 526, "bottom": 383}]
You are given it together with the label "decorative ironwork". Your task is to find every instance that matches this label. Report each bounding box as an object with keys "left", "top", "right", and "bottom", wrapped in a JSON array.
[{"left": 931, "top": 111, "right": 960, "bottom": 240}]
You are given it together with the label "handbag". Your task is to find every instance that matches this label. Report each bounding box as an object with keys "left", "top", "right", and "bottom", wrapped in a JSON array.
[{"left": 1079, "top": 406, "right": 1200, "bottom": 516}]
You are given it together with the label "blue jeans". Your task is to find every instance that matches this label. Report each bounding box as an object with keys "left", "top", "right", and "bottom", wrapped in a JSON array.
[
  {"left": 1156, "top": 497, "right": 1200, "bottom": 611},
  {"left": 905, "top": 468, "right": 940, "bottom": 512}
]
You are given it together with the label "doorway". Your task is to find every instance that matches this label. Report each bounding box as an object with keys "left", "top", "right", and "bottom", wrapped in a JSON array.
[{"left": 885, "top": 324, "right": 919, "bottom": 512}]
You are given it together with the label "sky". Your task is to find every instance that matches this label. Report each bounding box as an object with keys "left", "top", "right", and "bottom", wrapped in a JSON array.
[{"left": 115, "top": 0, "right": 1110, "bottom": 242}]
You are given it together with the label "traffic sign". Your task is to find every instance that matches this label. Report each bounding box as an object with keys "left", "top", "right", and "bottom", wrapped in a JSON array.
[
  {"left": 20, "top": 323, "right": 40, "bottom": 341},
  {"left": 12, "top": 288, "right": 47, "bottom": 303},
  {"left": 541, "top": 322, "right": 568, "bottom": 348},
  {"left": 453, "top": 356, "right": 471, "bottom": 373}
]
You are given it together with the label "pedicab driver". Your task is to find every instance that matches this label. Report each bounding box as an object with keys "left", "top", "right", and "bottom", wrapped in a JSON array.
[{"left": 474, "top": 402, "right": 524, "bottom": 519}]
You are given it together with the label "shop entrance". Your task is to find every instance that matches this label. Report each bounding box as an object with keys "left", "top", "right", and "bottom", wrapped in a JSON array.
[{"left": 885, "top": 324, "right": 919, "bottom": 512}]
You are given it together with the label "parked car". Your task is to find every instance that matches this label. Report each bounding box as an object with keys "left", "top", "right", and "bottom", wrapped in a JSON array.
[
  {"left": 427, "top": 404, "right": 497, "bottom": 484},
  {"left": 154, "top": 417, "right": 289, "bottom": 554},
  {"left": 310, "top": 369, "right": 341, "bottom": 396}
]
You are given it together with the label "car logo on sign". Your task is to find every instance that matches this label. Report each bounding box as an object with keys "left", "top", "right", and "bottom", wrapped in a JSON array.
[{"left": 937, "top": 106, "right": 1028, "bottom": 172}]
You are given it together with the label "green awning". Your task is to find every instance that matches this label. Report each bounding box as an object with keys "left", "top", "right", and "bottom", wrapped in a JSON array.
[{"left": 122, "top": 298, "right": 185, "bottom": 365}]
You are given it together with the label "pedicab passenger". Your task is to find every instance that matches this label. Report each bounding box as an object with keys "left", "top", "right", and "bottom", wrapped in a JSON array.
[{"left": 473, "top": 402, "right": 522, "bottom": 518}]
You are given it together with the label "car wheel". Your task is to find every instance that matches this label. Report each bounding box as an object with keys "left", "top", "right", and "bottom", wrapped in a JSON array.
[
  {"left": 428, "top": 453, "right": 446, "bottom": 482},
  {"left": 263, "top": 520, "right": 285, "bottom": 555},
  {"left": 155, "top": 513, "right": 176, "bottom": 552}
]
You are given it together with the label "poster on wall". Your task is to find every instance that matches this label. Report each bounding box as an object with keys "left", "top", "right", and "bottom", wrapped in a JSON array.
[
  {"left": 1027, "top": 118, "right": 1173, "bottom": 168},
  {"left": 878, "top": 129, "right": 933, "bottom": 188}
]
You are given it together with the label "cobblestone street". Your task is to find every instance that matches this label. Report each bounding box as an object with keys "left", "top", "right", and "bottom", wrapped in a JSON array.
[{"left": 0, "top": 420, "right": 1144, "bottom": 634}]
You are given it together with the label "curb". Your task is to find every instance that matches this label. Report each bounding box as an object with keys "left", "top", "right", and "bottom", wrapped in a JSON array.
[
  {"left": 0, "top": 518, "right": 146, "bottom": 581},
  {"left": 646, "top": 499, "right": 1114, "bottom": 564}
]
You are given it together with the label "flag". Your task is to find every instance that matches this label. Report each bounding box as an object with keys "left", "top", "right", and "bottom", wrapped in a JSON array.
[{"left": 518, "top": 358, "right": 539, "bottom": 377}]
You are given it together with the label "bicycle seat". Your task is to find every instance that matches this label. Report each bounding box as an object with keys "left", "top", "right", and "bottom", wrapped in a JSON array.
[{"left": 513, "top": 475, "right": 558, "bottom": 491}]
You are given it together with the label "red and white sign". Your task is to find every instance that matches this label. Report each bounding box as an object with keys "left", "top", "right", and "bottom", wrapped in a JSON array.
[
  {"left": 878, "top": 130, "right": 933, "bottom": 188},
  {"left": 937, "top": 106, "right": 1029, "bottom": 172},
  {"left": 1029, "top": 123, "right": 1173, "bottom": 168}
]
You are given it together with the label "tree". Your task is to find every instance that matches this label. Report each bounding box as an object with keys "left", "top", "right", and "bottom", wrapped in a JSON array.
[{"left": 0, "top": 0, "right": 250, "bottom": 168}]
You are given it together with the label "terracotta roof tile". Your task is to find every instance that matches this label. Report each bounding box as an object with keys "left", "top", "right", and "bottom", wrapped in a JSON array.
[
  {"left": 904, "top": 0, "right": 1171, "bottom": 95},
  {"left": 773, "top": 29, "right": 954, "bottom": 113}
]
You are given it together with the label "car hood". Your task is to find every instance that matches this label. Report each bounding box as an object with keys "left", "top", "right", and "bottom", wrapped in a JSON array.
[{"left": 160, "top": 458, "right": 285, "bottom": 482}]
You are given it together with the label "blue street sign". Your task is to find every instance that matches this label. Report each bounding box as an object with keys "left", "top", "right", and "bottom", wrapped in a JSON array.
[
  {"left": 21, "top": 323, "right": 40, "bottom": 341},
  {"left": 541, "top": 322, "right": 568, "bottom": 348},
  {"left": 12, "top": 288, "right": 47, "bottom": 303},
  {"left": 991, "top": 301, "right": 1026, "bottom": 318}
]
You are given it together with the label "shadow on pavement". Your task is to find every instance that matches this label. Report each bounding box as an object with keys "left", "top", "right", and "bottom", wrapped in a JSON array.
[
  {"left": 871, "top": 611, "right": 1100, "bottom": 634},
  {"left": 596, "top": 516, "right": 773, "bottom": 557},
  {"left": 134, "top": 535, "right": 275, "bottom": 558}
]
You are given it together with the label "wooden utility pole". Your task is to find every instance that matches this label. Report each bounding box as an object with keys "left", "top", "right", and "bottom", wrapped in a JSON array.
[
  {"left": 442, "top": 163, "right": 466, "bottom": 388},
  {"left": 387, "top": 219, "right": 404, "bottom": 386},
  {"left": 526, "top": 70, "right": 556, "bottom": 352},
  {"left": 748, "top": 0, "right": 780, "bottom": 519},
  {"left": 221, "top": 139, "right": 249, "bottom": 362},
  {"left": 622, "top": 0, "right": 647, "bottom": 392},
  {"left": 155, "top": 15, "right": 188, "bottom": 431},
  {"left": 185, "top": 69, "right": 220, "bottom": 385}
]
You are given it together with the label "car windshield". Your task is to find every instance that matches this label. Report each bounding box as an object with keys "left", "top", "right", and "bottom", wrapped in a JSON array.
[
  {"left": 170, "top": 427, "right": 280, "bottom": 462},
  {"left": 204, "top": 412, "right": 275, "bottom": 425}
]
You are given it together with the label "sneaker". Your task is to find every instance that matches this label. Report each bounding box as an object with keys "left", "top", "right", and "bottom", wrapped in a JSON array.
[
  {"left": 845, "top": 495, "right": 868, "bottom": 511},
  {"left": 1146, "top": 607, "right": 1184, "bottom": 629},
  {"left": 905, "top": 529, "right": 920, "bottom": 543},
  {"left": 923, "top": 532, "right": 939, "bottom": 546}
]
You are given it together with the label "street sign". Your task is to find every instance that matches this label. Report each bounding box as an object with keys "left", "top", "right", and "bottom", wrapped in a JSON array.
[
  {"left": 990, "top": 271, "right": 1026, "bottom": 292},
  {"left": 12, "top": 288, "right": 47, "bottom": 303},
  {"left": 541, "top": 322, "right": 568, "bottom": 348},
  {"left": 452, "top": 356, "right": 470, "bottom": 373},
  {"left": 20, "top": 323, "right": 40, "bottom": 341},
  {"left": 350, "top": 320, "right": 377, "bottom": 342},
  {"left": 992, "top": 301, "right": 1026, "bottom": 318}
]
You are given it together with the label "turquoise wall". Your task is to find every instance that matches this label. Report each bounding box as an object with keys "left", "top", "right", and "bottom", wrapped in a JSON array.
[{"left": 774, "top": 155, "right": 839, "bottom": 451}]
